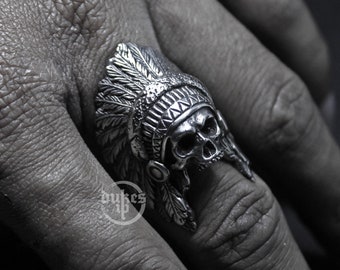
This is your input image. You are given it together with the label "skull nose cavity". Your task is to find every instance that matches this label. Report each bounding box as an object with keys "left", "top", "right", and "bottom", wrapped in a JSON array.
[{"left": 203, "top": 141, "right": 216, "bottom": 158}]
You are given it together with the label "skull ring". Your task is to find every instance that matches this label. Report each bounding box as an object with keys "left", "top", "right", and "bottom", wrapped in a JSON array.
[{"left": 95, "top": 42, "right": 254, "bottom": 231}]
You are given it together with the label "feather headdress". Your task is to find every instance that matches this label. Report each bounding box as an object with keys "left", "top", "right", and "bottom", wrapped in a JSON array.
[{"left": 95, "top": 43, "right": 214, "bottom": 230}]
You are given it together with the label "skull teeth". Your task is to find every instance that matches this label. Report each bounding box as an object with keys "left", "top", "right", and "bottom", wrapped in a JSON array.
[{"left": 197, "top": 152, "right": 225, "bottom": 171}]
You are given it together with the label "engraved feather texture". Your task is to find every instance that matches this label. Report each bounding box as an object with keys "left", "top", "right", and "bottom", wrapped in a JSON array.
[
  {"left": 95, "top": 43, "right": 161, "bottom": 206},
  {"left": 111, "top": 43, "right": 163, "bottom": 84}
]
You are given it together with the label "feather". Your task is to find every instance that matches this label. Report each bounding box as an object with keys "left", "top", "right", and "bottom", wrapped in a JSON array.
[
  {"left": 106, "top": 64, "right": 145, "bottom": 91},
  {"left": 96, "top": 114, "right": 127, "bottom": 131},
  {"left": 102, "top": 135, "right": 128, "bottom": 163},
  {"left": 159, "top": 183, "right": 189, "bottom": 226},
  {"left": 96, "top": 104, "right": 130, "bottom": 118},
  {"left": 96, "top": 125, "right": 126, "bottom": 146},
  {"left": 98, "top": 94, "right": 133, "bottom": 108},
  {"left": 99, "top": 79, "right": 138, "bottom": 100},
  {"left": 112, "top": 43, "right": 163, "bottom": 86},
  {"left": 123, "top": 43, "right": 163, "bottom": 78},
  {"left": 113, "top": 52, "right": 150, "bottom": 85}
]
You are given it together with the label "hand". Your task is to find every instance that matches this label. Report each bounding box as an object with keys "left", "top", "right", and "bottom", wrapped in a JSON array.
[{"left": 0, "top": 0, "right": 337, "bottom": 269}]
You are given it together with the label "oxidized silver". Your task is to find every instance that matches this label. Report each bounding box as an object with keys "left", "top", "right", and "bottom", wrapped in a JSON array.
[{"left": 95, "top": 42, "right": 254, "bottom": 231}]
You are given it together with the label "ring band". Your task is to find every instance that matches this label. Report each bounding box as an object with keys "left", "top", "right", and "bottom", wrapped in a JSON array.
[{"left": 95, "top": 42, "right": 253, "bottom": 231}]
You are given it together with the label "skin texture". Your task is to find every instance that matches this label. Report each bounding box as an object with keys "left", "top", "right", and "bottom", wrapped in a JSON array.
[
  {"left": 0, "top": 0, "right": 337, "bottom": 269},
  {"left": 221, "top": 0, "right": 330, "bottom": 104}
]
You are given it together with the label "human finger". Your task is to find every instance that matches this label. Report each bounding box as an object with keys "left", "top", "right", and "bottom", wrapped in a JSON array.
[
  {"left": 0, "top": 0, "right": 185, "bottom": 269},
  {"left": 220, "top": 0, "right": 330, "bottom": 103},
  {"left": 146, "top": 162, "right": 310, "bottom": 269},
  {"left": 147, "top": 0, "right": 340, "bottom": 257}
]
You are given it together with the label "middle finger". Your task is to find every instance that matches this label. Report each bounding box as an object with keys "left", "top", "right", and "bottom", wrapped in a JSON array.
[{"left": 147, "top": 0, "right": 340, "bottom": 256}]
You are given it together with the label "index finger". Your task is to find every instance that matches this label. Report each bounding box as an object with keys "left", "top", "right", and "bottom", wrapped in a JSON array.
[{"left": 0, "top": 0, "right": 185, "bottom": 269}]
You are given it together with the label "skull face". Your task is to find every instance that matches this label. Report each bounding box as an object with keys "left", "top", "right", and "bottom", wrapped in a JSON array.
[{"left": 169, "top": 107, "right": 225, "bottom": 170}]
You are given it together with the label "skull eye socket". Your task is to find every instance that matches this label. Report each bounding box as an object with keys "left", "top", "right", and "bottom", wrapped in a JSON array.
[
  {"left": 201, "top": 117, "right": 217, "bottom": 135},
  {"left": 177, "top": 133, "right": 196, "bottom": 152}
]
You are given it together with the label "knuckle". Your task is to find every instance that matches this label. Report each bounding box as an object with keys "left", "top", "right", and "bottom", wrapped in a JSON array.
[
  {"left": 0, "top": 51, "right": 64, "bottom": 129},
  {"left": 258, "top": 75, "right": 315, "bottom": 153},
  {"left": 50, "top": 0, "right": 106, "bottom": 40},
  {"left": 195, "top": 171, "right": 282, "bottom": 267}
]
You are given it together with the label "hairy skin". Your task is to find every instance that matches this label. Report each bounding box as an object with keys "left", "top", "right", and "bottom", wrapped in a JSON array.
[{"left": 0, "top": 0, "right": 337, "bottom": 269}]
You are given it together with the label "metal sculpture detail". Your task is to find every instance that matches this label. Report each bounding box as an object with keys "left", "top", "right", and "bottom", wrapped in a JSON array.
[{"left": 95, "top": 42, "right": 253, "bottom": 231}]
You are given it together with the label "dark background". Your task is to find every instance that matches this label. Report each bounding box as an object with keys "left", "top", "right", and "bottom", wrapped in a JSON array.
[
  {"left": 0, "top": 1, "right": 338, "bottom": 269},
  {"left": 307, "top": 0, "right": 339, "bottom": 142}
]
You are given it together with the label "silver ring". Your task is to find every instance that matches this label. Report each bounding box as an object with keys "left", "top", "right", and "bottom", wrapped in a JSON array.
[{"left": 95, "top": 42, "right": 253, "bottom": 231}]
